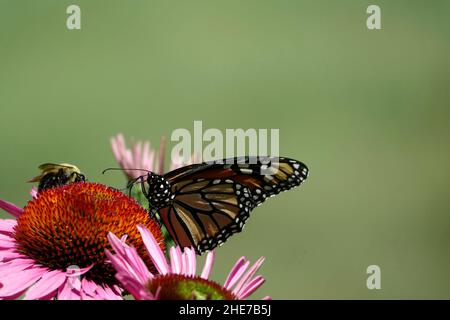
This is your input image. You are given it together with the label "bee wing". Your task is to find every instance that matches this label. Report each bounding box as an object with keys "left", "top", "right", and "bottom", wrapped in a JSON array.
[
  {"left": 28, "top": 163, "right": 65, "bottom": 183},
  {"left": 38, "top": 163, "right": 68, "bottom": 170},
  {"left": 27, "top": 174, "right": 44, "bottom": 183}
]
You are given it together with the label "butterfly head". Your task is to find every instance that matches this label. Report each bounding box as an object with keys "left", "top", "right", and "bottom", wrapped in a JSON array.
[{"left": 145, "top": 173, "right": 172, "bottom": 210}]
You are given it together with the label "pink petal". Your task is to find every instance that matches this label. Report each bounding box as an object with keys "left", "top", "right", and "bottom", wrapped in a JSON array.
[
  {"left": 169, "top": 247, "right": 182, "bottom": 274},
  {"left": 237, "top": 276, "right": 265, "bottom": 300},
  {"left": 157, "top": 136, "right": 166, "bottom": 174},
  {"left": 262, "top": 296, "right": 272, "bottom": 300},
  {"left": 0, "top": 234, "right": 15, "bottom": 249},
  {"left": 80, "top": 292, "right": 96, "bottom": 300},
  {"left": 184, "top": 248, "right": 196, "bottom": 276},
  {"left": 105, "top": 249, "right": 129, "bottom": 275},
  {"left": 101, "top": 285, "right": 122, "bottom": 300},
  {"left": 0, "top": 250, "right": 23, "bottom": 262},
  {"left": 0, "top": 199, "right": 23, "bottom": 218},
  {"left": 137, "top": 225, "right": 169, "bottom": 275},
  {"left": 110, "top": 136, "right": 122, "bottom": 163},
  {"left": 132, "top": 141, "right": 143, "bottom": 168},
  {"left": 80, "top": 278, "right": 97, "bottom": 297},
  {"left": 183, "top": 249, "right": 190, "bottom": 275},
  {"left": 29, "top": 188, "right": 38, "bottom": 199},
  {"left": 0, "top": 267, "right": 48, "bottom": 297},
  {"left": 0, "top": 258, "right": 36, "bottom": 274},
  {"left": 124, "top": 246, "right": 152, "bottom": 283},
  {"left": 24, "top": 270, "right": 67, "bottom": 300},
  {"left": 175, "top": 246, "right": 185, "bottom": 274},
  {"left": 65, "top": 270, "right": 82, "bottom": 291},
  {"left": 224, "top": 257, "right": 249, "bottom": 290},
  {"left": 106, "top": 248, "right": 153, "bottom": 284},
  {"left": 66, "top": 265, "right": 93, "bottom": 278},
  {"left": 0, "top": 233, "right": 14, "bottom": 242},
  {"left": 233, "top": 257, "right": 265, "bottom": 297},
  {"left": 142, "top": 142, "right": 150, "bottom": 170},
  {"left": 115, "top": 274, "right": 150, "bottom": 300},
  {"left": 0, "top": 219, "right": 17, "bottom": 233},
  {"left": 107, "top": 232, "right": 127, "bottom": 256},
  {"left": 58, "top": 281, "right": 81, "bottom": 300},
  {"left": 200, "top": 251, "right": 215, "bottom": 279}
]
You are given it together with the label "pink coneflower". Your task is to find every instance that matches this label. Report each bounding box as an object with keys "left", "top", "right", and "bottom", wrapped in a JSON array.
[
  {"left": 110, "top": 134, "right": 201, "bottom": 180},
  {"left": 0, "top": 183, "right": 164, "bottom": 300},
  {"left": 110, "top": 133, "right": 167, "bottom": 179},
  {"left": 169, "top": 152, "right": 202, "bottom": 171},
  {"left": 106, "top": 225, "right": 270, "bottom": 300}
]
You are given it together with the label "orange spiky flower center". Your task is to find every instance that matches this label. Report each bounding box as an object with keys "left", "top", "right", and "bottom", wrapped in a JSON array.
[{"left": 13, "top": 182, "right": 164, "bottom": 286}]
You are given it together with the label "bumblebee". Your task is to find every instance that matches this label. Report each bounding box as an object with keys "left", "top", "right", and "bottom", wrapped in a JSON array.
[{"left": 28, "top": 163, "right": 86, "bottom": 192}]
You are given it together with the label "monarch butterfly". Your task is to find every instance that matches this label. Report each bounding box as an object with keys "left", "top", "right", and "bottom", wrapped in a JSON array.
[{"left": 106, "top": 156, "right": 308, "bottom": 254}]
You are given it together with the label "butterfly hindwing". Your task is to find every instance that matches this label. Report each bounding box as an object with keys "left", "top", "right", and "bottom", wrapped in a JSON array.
[{"left": 160, "top": 178, "right": 255, "bottom": 252}]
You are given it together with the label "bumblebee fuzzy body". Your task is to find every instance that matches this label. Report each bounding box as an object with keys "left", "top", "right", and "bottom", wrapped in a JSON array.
[{"left": 28, "top": 163, "right": 86, "bottom": 192}]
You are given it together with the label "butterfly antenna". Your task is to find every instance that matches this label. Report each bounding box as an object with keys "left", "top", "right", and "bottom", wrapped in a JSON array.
[{"left": 102, "top": 168, "right": 153, "bottom": 175}]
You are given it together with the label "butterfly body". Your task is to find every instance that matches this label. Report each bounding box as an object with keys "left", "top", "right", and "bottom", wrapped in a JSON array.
[{"left": 132, "top": 156, "right": 308, "bottom": 254}]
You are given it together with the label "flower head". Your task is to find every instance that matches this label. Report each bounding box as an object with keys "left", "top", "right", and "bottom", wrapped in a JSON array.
[
  {"left": 0, "top": 183, "right": 164, "bottom": 300},
  {"left": 110, "top": 133, "right": 202, "bottom": 180},
  {"left": 106, "top": 225, "right": 270, "bottom": 300},
  {"left": 110, "top": 134, "right": 167, "bottom": 180}
]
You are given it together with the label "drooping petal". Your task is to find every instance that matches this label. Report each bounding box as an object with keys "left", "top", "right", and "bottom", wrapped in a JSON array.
[
  {"left": 137, "top": 225, "right": 169, "bottom": 275},
  {"left": 0, "top": 267, "right": 48, "bottom": 297},
  {"left": 115, "top": 273, "right": 152, "bottom": 300},
  {"left": 0, "top": 234, "right": 15, "bottom": 249},
  {"left": 105, "top": 249, "right": 130, "bottom": 275},
  {"left": 80, "top": 278, "right": 97, "bottom": 297},
  {"left": 58, "top": 280, "right": 81, "bottom": 300},
  {"left": 107, "top": 232, "right": 127, "bottom": 256},
  {"left": 186, "top": 248, "right": 196, "bottom": 276},
  {"left": 124, "top": 246, "right": 153, "bottom": 283},
  {"left": 157, "top": 136, "right": 166, "bottom": 174},
  {"left": 66, "top": 264, "right": 93, "bottom": 278},
  {"left": 200, "top": 251, "right": 215, "bottom": 279},
  {"left": 110, "top": 135, "right": 123, "bottom": 164},
  {"left": 169, "top": 246, "right": 182, "bottom": 274},
  {"left": 101, "top": 285, "right": 122, "bottom": 300},
  {"left": 0, "top": 258, "right": 37, "bottom": 274},
  {"left": 223, "top": 257, "right": 249, "bottom": 290},
  {"left": 0, "top": 219, "right": 17, "bottom": 233},
  {"left": 0, "top": 199, "right": 23, "bottom": 218},
  {"left": 233, "top": 256, "right": 265, "bottom": 297},
  {"left": 236, "top": 275, "right": 265, "bottom": 299},
  {"left": 0, "top": 249, "right": 24, "bottom": 263},
  {"left": 24, "top": 270, "right": 67, "bottom": 300}
]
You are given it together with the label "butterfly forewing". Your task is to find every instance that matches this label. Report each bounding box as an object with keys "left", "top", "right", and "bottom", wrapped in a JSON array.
[{"left": 157, "top": 156, "right": 308, "bottom": 253}]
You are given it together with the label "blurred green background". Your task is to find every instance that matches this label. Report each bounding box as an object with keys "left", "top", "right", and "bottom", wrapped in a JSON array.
[{"left": 1, "top": 0, "right": 450, "bottom": 299}]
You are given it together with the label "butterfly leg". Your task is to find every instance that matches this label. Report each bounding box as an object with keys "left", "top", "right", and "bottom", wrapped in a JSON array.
[
  {"left": 149, "top": 208, "right": 162, "bottom": 226},
  {"left": 126, "top": 176, "right": 142, "bottom": 197}
]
